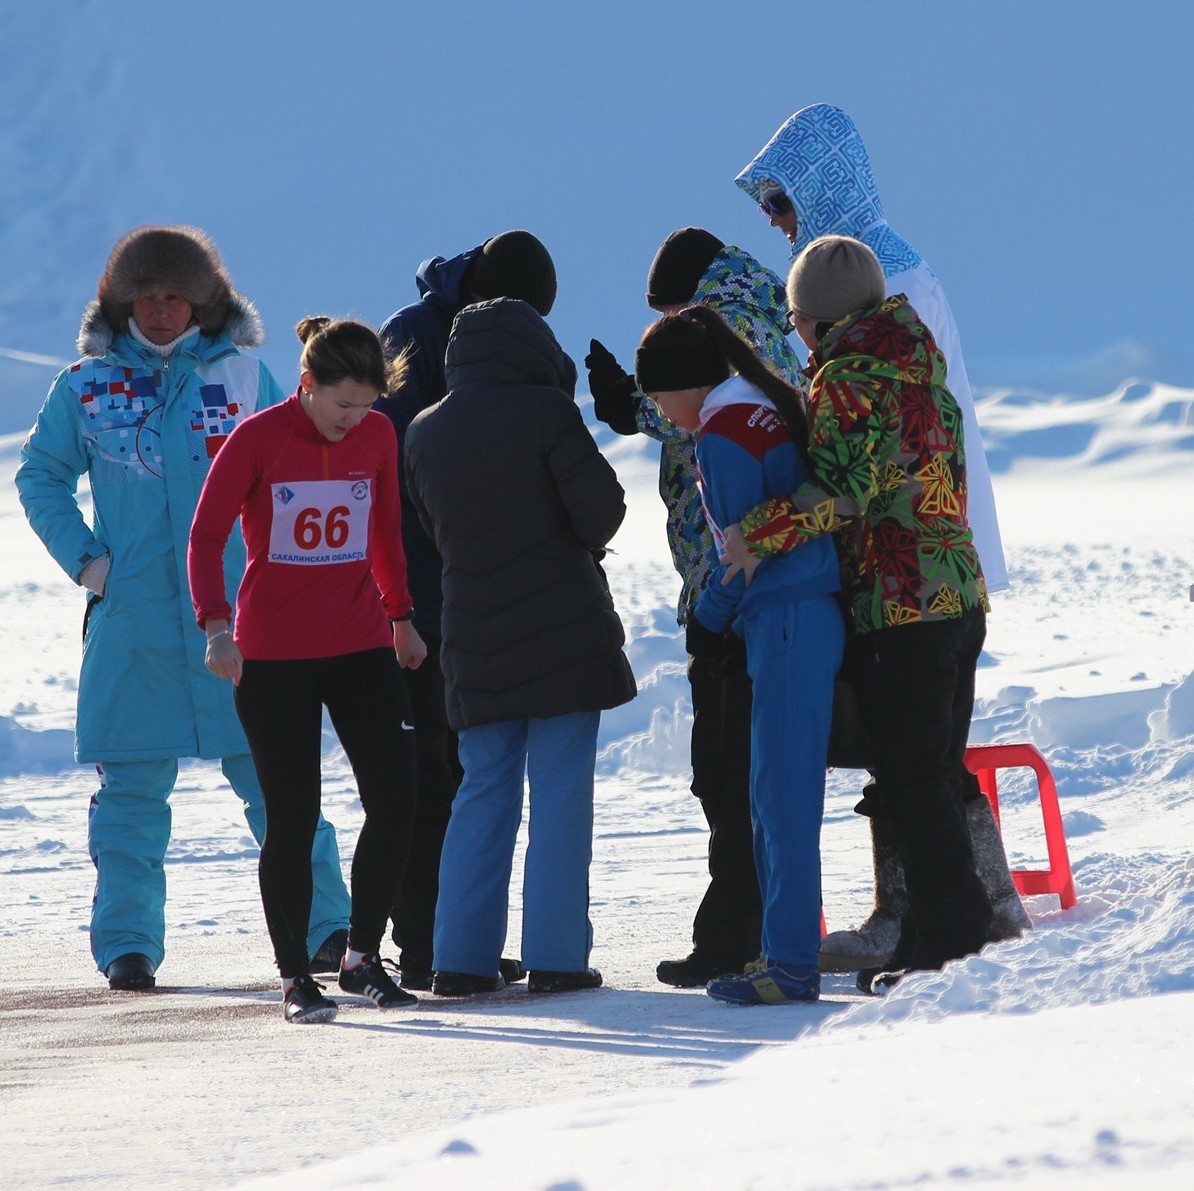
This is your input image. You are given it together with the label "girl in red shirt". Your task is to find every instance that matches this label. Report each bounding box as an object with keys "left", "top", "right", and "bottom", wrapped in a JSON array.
[{"left": 189, "top": 317, "right": 426, "bottom": 1023}]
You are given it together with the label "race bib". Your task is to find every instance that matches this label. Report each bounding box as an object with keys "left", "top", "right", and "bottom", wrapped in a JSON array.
[{"left": 268, "top": 479, "right": 372, "bottom": 565}]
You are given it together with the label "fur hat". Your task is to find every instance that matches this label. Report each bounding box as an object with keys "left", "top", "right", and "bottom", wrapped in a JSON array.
[
  {"left": 464, "top": 230, "right": 557, "bottom": 316},
  {"left": 634, "top": 312, "right": 729, "bottom": 395},
  {"left": 645, "top": 228, "right": 724, "bottom": 309},
  {"left": 786, "top": 234, "right": 886, "bottom": 323},
  {"left": 97, "top": 226, "right": 236, "bottom": 335},
  {"left": 78, "top": 225, "right": 263, "bottom": 356}
]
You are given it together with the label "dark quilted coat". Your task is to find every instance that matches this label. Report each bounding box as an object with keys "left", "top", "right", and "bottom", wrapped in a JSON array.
[{"left": 404, "top": 298, "right": 637, "bottom": 730}]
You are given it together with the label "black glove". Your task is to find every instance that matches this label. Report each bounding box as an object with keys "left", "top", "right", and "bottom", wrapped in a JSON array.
[
  {"left": 684, "top": 616, "right": 726, "bottom": 659},
  {"left": 585, "top": 338, "right": 641, "bottom": 436}
]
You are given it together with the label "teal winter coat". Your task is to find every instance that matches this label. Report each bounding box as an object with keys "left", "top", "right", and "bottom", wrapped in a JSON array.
[{"left": 15, "top": 300, "right": 284, "bottom": 762}]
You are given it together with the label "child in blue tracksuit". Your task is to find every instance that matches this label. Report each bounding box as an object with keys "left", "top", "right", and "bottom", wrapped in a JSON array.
[{"left": 635, "top": 306, "right": 843, "bottom": 1004}]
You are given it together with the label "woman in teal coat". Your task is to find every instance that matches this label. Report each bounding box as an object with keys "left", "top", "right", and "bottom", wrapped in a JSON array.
[{"left": 15, "top": 226, "right": 350, "bottom": 990}]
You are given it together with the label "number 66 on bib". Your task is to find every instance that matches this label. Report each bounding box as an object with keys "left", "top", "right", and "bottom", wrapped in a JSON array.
[{"left": 269, "top": 479, "right": 372, "bottom": 565}]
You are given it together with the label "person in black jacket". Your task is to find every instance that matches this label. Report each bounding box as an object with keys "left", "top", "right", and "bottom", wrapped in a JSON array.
[
  {"left": 375, "top": 231, "right": 556, "bottom": 989},
  {"left": 404, "top": 298, "right": 637, "bottom": 996}
]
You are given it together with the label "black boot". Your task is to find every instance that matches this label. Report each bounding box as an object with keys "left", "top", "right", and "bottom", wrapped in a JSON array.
[{"left": 106, "top": 952, "right": 156, "bottom": 991}]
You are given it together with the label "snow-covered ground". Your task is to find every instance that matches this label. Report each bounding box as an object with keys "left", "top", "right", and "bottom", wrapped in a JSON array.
[{"left": 2, "top": 377, "right": 1193, "bottom": 1189}]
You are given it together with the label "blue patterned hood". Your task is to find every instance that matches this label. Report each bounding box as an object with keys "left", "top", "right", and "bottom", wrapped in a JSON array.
[{"left": 735, "top": 103, "right": 925, "bottom": 277}]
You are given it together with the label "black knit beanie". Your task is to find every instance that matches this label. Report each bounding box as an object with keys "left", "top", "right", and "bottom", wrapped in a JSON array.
[
  {"left": 634, "top": 313, "right": 729, "bottom": 394},
  {"left": 645, "top": 228, "right": 725, "bottom": 309},
  {"left": 465, "top": 230, "right": 557, "bottom": 316}
]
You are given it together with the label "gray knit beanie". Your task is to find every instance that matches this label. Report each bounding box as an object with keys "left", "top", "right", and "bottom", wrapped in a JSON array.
[{"left": 786, "top": 235, "right": 886, "bottom": 323}]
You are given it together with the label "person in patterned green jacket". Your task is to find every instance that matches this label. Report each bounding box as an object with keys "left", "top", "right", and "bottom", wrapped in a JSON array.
[
  {"left": 586, "top": 229, "right": 803, "bottom": 988},
  {"left": 721, "top": 235, "right": 996, "bottom": 991}
]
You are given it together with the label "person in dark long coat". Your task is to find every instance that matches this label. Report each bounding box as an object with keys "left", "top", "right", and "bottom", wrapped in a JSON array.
[{"left": 404, "top": 297, "right": 636, "bottom": 997}]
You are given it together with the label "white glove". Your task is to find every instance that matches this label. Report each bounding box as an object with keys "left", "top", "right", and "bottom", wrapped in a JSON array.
[{"left": 79, "top": 555, "right": 111, "bottom": 597}]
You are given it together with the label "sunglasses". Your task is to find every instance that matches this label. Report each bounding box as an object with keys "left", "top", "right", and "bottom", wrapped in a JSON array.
[{"left": 758, "top": 190, "right": 793, "bottom": 217}]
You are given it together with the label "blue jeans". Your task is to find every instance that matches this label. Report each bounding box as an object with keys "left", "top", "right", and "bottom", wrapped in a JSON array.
[
  {"left": 433, "top": 711, "right": 599, "bottom": 975},
  {"left": 741, "top": 596, "right": 843, "bottom": 971},
  {"left": 88, "top": 754, "right": 350, "bottom": 973}
]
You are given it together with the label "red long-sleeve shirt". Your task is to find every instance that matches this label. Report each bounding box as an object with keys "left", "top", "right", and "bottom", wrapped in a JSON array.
[{"left": 188, "top": 391, "right": 412, "bottom": 660}]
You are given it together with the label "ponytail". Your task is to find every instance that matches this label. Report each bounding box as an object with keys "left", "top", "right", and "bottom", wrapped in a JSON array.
[{"left": 681, "top": 306, "right": 810, "bottom": 462}]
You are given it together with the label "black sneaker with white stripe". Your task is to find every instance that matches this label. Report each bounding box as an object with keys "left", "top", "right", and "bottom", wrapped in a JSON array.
[
  {"left": 338, "top": 955, "right": 418, "bottom": 1007},
  {"left": 283, "top": 976, "right": 338, "bottom": 1024}
]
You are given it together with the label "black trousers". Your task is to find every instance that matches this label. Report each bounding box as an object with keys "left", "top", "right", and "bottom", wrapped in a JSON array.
[
  {"left": 687, "top": 631, "right": 762, "bottom": 965},
  {"left": 388, "top": 639, "right": 463, "bottom": 967},
  {"left": 236, "top": 648, "right": 416, "bottom": 978},
  {"left": 854, "top": 607, "right": 993, "bottom": 964}
]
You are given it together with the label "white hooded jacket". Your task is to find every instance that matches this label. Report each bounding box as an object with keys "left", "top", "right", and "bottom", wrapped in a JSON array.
[{"left": 736, "top": 103, "right": 1008, "bottom": 590}]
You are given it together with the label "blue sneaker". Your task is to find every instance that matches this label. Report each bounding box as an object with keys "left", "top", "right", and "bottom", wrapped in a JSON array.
[{"left": 706, "top": 962, "right": 820, "bottom": 1005}]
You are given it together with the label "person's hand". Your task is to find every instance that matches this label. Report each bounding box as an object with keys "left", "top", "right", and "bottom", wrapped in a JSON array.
[
  {"left": 719, "top": 523, "right": 762, "bottom": 588},
  {"left": 79, "top": 554, "right": 110, "bottom": 597},
  {"left": 393, "top": 619, "right": 427, "bottom": 670},
  {"left": 585, "top": 339, "right": 641, "bottom": 435},
  {"left": 684, "top": 616, "right": 725, "bottom": 658},
  {"left": 204, "top": 625, "right": 243, "bottom": 685}
]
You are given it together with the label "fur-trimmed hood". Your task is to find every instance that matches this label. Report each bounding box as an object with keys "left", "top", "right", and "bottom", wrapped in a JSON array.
[
  {"left": 76, "top": 290, "right": 265, "bottom": 358},
  {"left": 77, "top": 225, "right": 265, "bottom": 357}
]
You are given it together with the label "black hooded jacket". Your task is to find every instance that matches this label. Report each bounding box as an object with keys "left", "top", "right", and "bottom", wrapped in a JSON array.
[{"left": 404, "top": 299, "right": 636, "bottom": 730}]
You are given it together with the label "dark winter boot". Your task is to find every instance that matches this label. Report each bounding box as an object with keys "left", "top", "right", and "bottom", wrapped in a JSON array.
[
  {"left": 966, "top": 796, "right": 1032, "bottom": 941},
  {"left": 820, "top": 812, "right": 908, "bottom": 971},
  {"left": 106, "top": 952, "right": 156, "bottom": 991},
  {"left": 863, "top": 860, "right": 993, "bottom": 995},
  {"left": 904, "top": 859, "right": 993, "bottom": 971},
  {"left": 657, "top": 951, "right": 751, "bottom": 987}
]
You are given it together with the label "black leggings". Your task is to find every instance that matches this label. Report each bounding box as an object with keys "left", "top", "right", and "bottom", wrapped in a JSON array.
[
  {"left": 389, "top": 639, "right": 463, "bottom": 966},
  {"left": 235, "top": 648, "right": 415, "bottom": 978}
]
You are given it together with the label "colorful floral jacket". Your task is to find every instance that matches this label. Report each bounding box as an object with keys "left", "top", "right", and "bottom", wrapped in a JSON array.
[
  {"left": 634, "top": 244, "right": 804, "bottom": 622},
  {"left": 739, "top": 295, "right": 989, "bottom": 635}
]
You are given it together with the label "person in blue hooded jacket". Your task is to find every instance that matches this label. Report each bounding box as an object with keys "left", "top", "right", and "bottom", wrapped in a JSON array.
[
  {"left": 15, "top": 226, "right": 351, "bottom": 991},
  {"left": 734, "top": 105, "right": 1029, "bottom": 972},
  {"left": 375, "top": 230, "right": 557, "bottom": 989}
]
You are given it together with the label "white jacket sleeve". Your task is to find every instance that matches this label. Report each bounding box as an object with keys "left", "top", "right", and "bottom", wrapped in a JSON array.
[{"left": 890, "top": 265, "right": 1009, "bottom": 592}]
